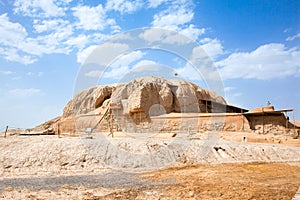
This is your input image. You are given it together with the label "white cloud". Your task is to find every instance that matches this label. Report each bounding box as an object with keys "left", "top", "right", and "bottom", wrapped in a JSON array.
[
  {"left": 82, "top": 43, "right": 130, "bottom": 65},
  {"left": 224, "top": 87, "right": 235, "bottom": 92},
  {"left": 37, "top": 72, "right": 44, "bottom": 77},
  {"left": 216, "top": 43, "right": 300, "bottom": 80},
  {"left": 152, "top": 4, "right": 194, "bottom": 30},
  {"left": 0, "top": 71, "right": 13, "bottom": 75},
  {"left": 139, "top": 28, "right": 192, "bottom": 45},
  {"left": 176, "top": 44, "right": 223, "bottom": 82},
  {"left": 78, "top": 41, "right": 132, "bottom": 65},
  {"left": 72, "top": 4, "right": 117, "bottom": 31},
  {"left": 132, "top": 60, "right": 170, "bottom": 75},
  {"left": 85, "top": 70, "right": 103, "bottom": 78},
  {"left": 12, "top": 76, "right": 21, "bottom": 80},
  {"left": 139, "top": 29, "right": 167, "bottom": 44},
  {"left": 102, "top": 51, "right": 146, "bottom": 79},
  {"left": 148, "top": 0, "right": 169, "bottom": 8},
  {"left": 65, "top": 34, "right": 89, "bottom": 49},
  {"left": 6, "top": 1, "right": 122, "bottom": 65},
  {"left": 179, "top": 24, "right": 205, "bottom": 41},
  {"left": 84, "top": 51, "right": 148, "bottom": 79},
  {"left": 90, "top": 33, "right": 111, "bottom": 44},
  {"left": 33, "top": 18, "right": 69, "bottom": 33},
  {"left": 103, "top": 65, "right": 129, "bottom": 79},
  {"left": 25, "top": 26, "right": 73, "bottom": 55},
  {"left": 0, "top": 14, "right": 27, "bottom": 46},
  {"left": 76, "top": 45, "right": 98, "bottom": 64},
  {"left": 106, "top": 0, "right": 143, "bottom": 14},
  {"left": 111, "top": 51, "right": 145, "bottom": 68},
  {"left": 0, "top": 14, "right": 73, "bottom": 64},
  {"left": 0, "top": 47, "right": 37, "bottom": 64},
  {"left": 232, "top": 93, "right": 242, "bottom": 97},
  {"left": 110, "top": 33, "right": 133, "bottom": 42},
  {"left": 133, "top": 60, "right": 157, "bottom": 69},
  {"left": 14, "top": 0, "right": 65, "bottom": 17},
  {"left": 150, "top": 2, "right": 204, "bottom": 41},
  {"left": 286, "top": 33, "right": 300, "bottom": 41},
  {"left": 176, "top": 63, "right": 203, "bottom": 81},
  {"left": 200, "top": 38, "right": 224, "bottom": 59},
  {"left": 8, "top": 88, "right": 41, "bottom": 98},
  {"left": 26, "top": 71, "right": 44, "bottom": 77}
]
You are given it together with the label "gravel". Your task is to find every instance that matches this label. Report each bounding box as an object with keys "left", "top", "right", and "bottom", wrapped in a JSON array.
[{"left": 0, "top": 171, "right": 173, "bottom": 191}]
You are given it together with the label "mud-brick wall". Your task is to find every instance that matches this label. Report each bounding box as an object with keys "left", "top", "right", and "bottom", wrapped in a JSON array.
[
  {"left": 56, "top": 117, "right": 76, "bottom": 135},
  {"left": 150, "top": 114, "right": 251, "bottom": 133},
  {"left": 73, "top": 113, "right": 123, "bottom": 133},
  {"left": 245, "top": 113, "right": 294, "bottom": 135},
  {"left": 197, "top": 114, "right": 251, "bottom": 132}
]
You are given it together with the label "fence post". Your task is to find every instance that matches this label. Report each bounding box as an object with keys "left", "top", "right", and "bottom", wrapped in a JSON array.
[
  {"left": 4, "top": 126, "right": 8, "bottom": 138},
  {"left": 57, "top": 122, "right": 60, "bottom": 138}
]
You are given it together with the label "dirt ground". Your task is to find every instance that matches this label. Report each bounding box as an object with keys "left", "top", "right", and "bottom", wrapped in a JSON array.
[
  {"left": 1, "top": 162, "right": 300, "bottom": 199},
  {"left": 1, "top": 131, "right": 300, "bottom": 199},
  {"left": 220, "top": 131, "right": 300, "bottom": 147},
  {"left": 139, "top": 162, "right": 300, "bottom": 200}
]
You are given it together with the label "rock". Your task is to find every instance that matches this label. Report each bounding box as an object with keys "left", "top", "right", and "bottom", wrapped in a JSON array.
[
  {"left": 63, "top": 84, "right": 116, "bottom": 118},
  {"left": 111, "top": 77, "right": 226, "bottom": 117},
  {"left": 31, "top": 116, "right": 61, "bottom": 132},
  {"left": 111, "top": 77, "right": 174, "bottom": 116}
]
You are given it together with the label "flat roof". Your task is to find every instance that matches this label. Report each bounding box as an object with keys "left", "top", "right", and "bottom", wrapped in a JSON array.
[{"left": 243, "top": 109, "right": 294, "bottom": 115}]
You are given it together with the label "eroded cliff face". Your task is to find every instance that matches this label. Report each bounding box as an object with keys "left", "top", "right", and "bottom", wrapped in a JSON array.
[
  {"left": 110, "top": 77, "right": 226, "bottom": 116},
  {"left": 62, "top": 77, "right": 226, "bottom": 119},
  {"left": 63, "top": 84, "right": 117, "bottom": 118}
]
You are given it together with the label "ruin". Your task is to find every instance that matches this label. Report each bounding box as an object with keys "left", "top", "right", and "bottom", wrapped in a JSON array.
[{"left": 33, "top": 77, "right": 299, "bottom": 138}]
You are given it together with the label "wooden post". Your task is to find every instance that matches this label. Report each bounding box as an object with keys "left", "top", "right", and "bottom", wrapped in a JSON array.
[
  {"left": 285, "top": 112, "right": 288, "bottom": 128},
  {"left": 4, "top": 126, "right": 8, "bottom": 138},
  {"left": 293, "top": 110, "right": 296, "bottom": 136},
  {"left": 242, "top": 114, "right": 244, "bottom": 131},
  {"left": 57, "top": 122, "right": 60, "bottom": 138},
  {"left": 109, "top": 108, "right": 114, "bottom": 138}
]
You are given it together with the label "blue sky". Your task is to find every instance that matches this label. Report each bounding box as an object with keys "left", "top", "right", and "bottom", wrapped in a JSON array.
[{"left": 0, "top": 0, "right": 299, "bottom": 129}]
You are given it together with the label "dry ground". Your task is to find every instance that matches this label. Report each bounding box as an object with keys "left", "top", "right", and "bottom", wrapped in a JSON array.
[
  {"left": 220, "top": 131, "right": 300, "bottom": 147},
  {"left": 1, "top": 162, "right": 300, "bottom": 199},
  {"left": 139, "top": 162, "right": 300, "bottom": 200},
  {"left": 1, "top": 131, "right": 300, "bottom": 199}
]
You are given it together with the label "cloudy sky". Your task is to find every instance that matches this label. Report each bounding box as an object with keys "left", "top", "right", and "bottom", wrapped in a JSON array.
[{"left": 0, "top": 0, "right": 299, "bottom": 129}]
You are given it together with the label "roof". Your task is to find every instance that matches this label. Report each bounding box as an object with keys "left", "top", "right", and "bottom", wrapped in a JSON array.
[{"left": 243, "top": 109, "right": 294, "bottom": 115}]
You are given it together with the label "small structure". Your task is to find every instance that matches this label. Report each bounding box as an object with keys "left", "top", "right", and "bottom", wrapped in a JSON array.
[{"left": 243, "top": 106, "right": 297, "bottom": 135}]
